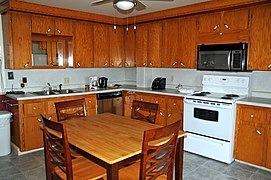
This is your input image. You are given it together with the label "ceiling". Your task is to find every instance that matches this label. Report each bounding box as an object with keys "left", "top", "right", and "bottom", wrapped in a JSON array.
[{"left": 17, "top": 0, "right": 209, "bottom": 18}]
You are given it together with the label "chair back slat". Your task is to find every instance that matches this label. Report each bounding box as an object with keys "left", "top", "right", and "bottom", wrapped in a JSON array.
[
  {"left": 40, "top": 115, "right": 73, "bottom": 180},
  {"left": 140, "top": 120, "right": 182, "bottom": 180},
  {"left": 131, "top": 100, "right": 159, "bottom": 124},
  {"left": 55, "top": 99, "right": 86, "bottom": 121}
]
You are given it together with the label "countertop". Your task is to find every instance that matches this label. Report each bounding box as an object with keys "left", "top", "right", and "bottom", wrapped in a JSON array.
[
  {"left": 237, "top": 97, "right": 271, "bottom": 108},
  {"left": 5, "top": 85, "right": 188, "bottom": 101}
]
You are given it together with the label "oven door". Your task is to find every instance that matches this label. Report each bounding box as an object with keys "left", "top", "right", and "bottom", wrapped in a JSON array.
[
  {"left": 197, "top": 51, "right": 231, "bottom": 70},
  {"left": 184, "top": 99, "right": 235, "bottom": 141}
]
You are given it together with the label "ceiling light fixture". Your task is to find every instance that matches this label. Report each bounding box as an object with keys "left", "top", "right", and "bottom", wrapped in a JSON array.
[{"left": 114, "top": 0, "right": 135, "bottom": 11}]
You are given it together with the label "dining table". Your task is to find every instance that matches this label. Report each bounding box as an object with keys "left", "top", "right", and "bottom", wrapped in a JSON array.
[{"left": 57, "top": 113, "right": 187, "bottom": 180}]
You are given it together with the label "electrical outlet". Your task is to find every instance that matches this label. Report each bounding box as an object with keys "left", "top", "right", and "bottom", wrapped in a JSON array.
[
  {"left": 8, "top": 72, "right": 14, "bottom": 80},
  {"left": 64, "top": 77, "right": 70, "bottom": 85},
  {"left": 171, "top": 75, "right": 174, "bottom": 82},
  {"left": 22, "top": 77, "right": 27, "bottom": 83}
]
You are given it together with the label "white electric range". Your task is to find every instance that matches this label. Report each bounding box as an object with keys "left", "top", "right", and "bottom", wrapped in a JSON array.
[{"left": 183, "top": 75, "right": 249, "bottom": 164}]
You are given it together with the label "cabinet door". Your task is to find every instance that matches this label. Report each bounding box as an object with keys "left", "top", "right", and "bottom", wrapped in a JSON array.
[
  {"left": 54, "top": 18, "right": 73, "bottom": 36},
  {"left": 236, "top": 123, "right": 266, "bottom": 166},
  {"left": 93, "top": 24, "right": 110, "bottom": 68},
  {"left": 238, "top": 106, "right": 267, "bottom": 124},
  {"left": 267, "top": 127, "right": 271, "bottom": 169},
  {"left": 23, "top": 102, "right": 44, "bottom": 116},
  {"left": 167, "top": 110, "right": 183, "bottom": 128},
  {"left": 222, "top": 9, "right": 249, "bottom": 33},
  {"left": 249, "top": 4, "right": 271, "bottom": 70},
  {"left": 168, "top": 97, "right": 183, "bottom": 112},
  {"left": 110, "top": 26, "right": 124, "bottom": 68},
  {"left": 157, "top": 108, "right": 167, "bottom": 126},
  {"left": 198, "top": 12, "right": 221, "bottom": 34},
  {"left": 6, "top": 12, "right": 32, "bottom": 69},
  {"left": 124, "top": 104, "right": 132, "bottom": 117},
  {"left": 23, "top": 116, "right": 43, "bottom": 151},
  {"left": 73, "top": 21, "right": 93, "bottom": 68},
  {"left": 163, "top": 19, "right": 179, "bottom": 68},
  {"left": 124, "top": 26, "right": 135, "bottom": 67},
  {"left": 179, "top": 16, "right": 197, "bottom": 68},
  {"left": 135, "top": 24, "right": 148, "bottom": 67},
  {"left": 32, "top": 15, "right": 55, "bottom": 35},
  {"left": 148, "top": 22, "right": 162, "bottom": 67}
]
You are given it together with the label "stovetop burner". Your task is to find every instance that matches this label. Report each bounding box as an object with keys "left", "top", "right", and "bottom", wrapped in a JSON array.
[
  {"left": 221, "top": 96, "right": 233, "bottom": 99},
  {"left": 225, "top": 94, "right": 239, "bottom": 97},
  {"left": 193, "top": 92, "right": 211, "bottom": 96}
]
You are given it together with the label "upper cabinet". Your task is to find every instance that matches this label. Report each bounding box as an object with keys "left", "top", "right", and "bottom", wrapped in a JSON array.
[
  {"left": 124, "top": 26, "right": 135, "bottom": 67},
  {"left": 2, "top": 11, "right": 32, "bottom": 69},
  {"left": 73, "top": 21, "right": 94, "bottom": 68},
  {"left": 178, "top": 16, "right": 197, "bottom": 68},
  {"left": 31, "top": 15, "right": 73, "bottom": 36},
  {"left": 93, "top": 23, "right": 110, "bottom": 68},
  {"left": 109, "top": 26, "right": 124, "bottom": 68},
  {"left": 135, "top": 24, "right": 148, "bottom": 67},
  {"left": 197, "top": 8, "right": 250, "bottom": 44},
  {"left": 248, "top": 4, "right": 271, "bottom": 71},
  {"left": 162, "top": 19, "right": 179, "bottom": 68}
]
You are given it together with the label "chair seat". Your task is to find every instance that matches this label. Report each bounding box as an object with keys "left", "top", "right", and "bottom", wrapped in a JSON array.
[
  {"left": 119, "top": 162, "right": 167, "bottom": 180},
  {"left": 56, "top": 157, "right": 106, "bottom": 180}
]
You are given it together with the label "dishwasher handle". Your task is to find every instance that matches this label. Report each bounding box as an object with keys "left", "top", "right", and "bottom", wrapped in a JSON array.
[{"left": 97, "top": 91, "right": 122, "bottom": 100}]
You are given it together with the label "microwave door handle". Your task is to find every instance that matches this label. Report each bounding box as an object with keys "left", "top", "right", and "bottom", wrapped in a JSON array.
[{"left": 228, "top": 51, "right": 231, "bottom": 70}]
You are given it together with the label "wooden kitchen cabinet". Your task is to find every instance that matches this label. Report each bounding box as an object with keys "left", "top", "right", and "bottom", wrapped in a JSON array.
[
  {"left": 123, "top": 91, "right": 136, "bottom": 117},
  {"left": 2, "top": 11, "right": 32, "bottom": 69},
  {"left": 235, "top": 104, "right": 270, "bottom": 168},
  {"left": 110, "top": 26, "right": 124, "bottom": 68},
  {"left": 197, "top": 8, "right": 249, "bottom": 44},
  {"left": 73, "top": 21, "right": 94, "bottom": 68},
  {"left": 135, "top": 24, "right": 148, "bottom": 67},
  {"left": 124, "top": 26, "right": 135, "bottom": 67},
  {"left": 93, "top": 23, "right": 110, "bottom": 68},
  {"left": 162, "top": 19, "right": 179, "bottom": 68},
  {"left": 178, "top": 16, "right": 197, "bottom": 68},
  {"left": 248, "top": 4, "right": 271, "bottom": 71},
  {"left": 32, "top": 15, "right": 73, "bottom": 36},
  {"left": 266, "top": 125, "right": 271, "bottom": 169},
  {"left": 147, "top": 22, "right": 163, "bottom": 67}
]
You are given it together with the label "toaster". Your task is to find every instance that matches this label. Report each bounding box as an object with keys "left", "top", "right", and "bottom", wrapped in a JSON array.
[{"left": 151, "top": 77, "right": 166, "bottom": 90}]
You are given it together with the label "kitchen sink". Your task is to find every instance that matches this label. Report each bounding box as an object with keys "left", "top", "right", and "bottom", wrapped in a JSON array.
[{"left": 31, "top": 89, "right": 82, "bottom": 96}]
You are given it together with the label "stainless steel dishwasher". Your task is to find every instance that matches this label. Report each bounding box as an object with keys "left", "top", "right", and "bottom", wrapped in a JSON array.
[{"left": 96, "top": 91, "right": 123, "bottom": 115}]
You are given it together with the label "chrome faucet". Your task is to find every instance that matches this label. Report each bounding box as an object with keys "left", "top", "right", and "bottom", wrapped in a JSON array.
[
  {"left": 47, "top": 83, "right": 52, "bottom": 92},
  {"left": 59, "top": 84, "right": 63, "bottom": 91}
]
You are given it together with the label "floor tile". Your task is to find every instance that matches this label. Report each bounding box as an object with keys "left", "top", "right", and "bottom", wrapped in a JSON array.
[
  {"left": 202, "top": 159, "right": 230, "bottom": 172},
  {"left": 256, "top": 169, "right": 271, "bottom": 177},
  {"left": 0, "top": 166, "right": 21, "bottom": 179},
  {"left": 187, "top": 166, "right": 222, "bottom": 180},
  {"left": 249, "top": 173, "right": 271, "bottom": 180},
  {"left": 23, "top": 166, "right": 46, "bottom": 180},
  {"left": 223, "top": 166, "right": 254, "bottom": 180}
]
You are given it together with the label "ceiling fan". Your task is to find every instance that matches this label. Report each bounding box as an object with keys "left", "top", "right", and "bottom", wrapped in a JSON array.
[{"left": 91, "top": 0, "right": 174, "bottom": 14}]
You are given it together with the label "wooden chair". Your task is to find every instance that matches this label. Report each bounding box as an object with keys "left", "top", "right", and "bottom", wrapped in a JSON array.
[
  {"left": 40, "top": 115, "right": 106, "bottom": 180},
  {"left": 131, "top": 100, "right": 159, "bottom": 124},
  {"left": 55, "top": 99, "right": 87, "bottom": 121},
  {"left": 119, "top": 120, "right": 182, "bottom": 180}
]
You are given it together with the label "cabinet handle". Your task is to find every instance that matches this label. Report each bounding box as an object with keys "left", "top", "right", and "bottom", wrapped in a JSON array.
[
  {"left": 159, "top": 112, "right": 165, "bottom": 117},
  {"left": 37, "top": 118, "right": 41, "bottom": 122},
  {"left": 224, "top": 24, "right": 230, "bottom": 30},
  {"left": 172, "top": 62, "right": 177, "bottom": 66},
  {"left": 89, "top": 101, "right": 92, "bottom": 103},
  {"left": 180, "top": 62, "right": 184, "bottom": 66},
  {"left": 140, "top": 98, "right": 144, "bottom": 101},
  {"left": 24, "top": 63, "right": 29, "bottom": 68},
  {"left": 155, "top": 100, "right": 158, "bottom": 103},
  {"left": 33, "top": 107, "right": 36, "bottom": 110},
  {"left": 213, "top": 24, "right": 219, "bottom": 31},
  {"left": 125, "top": 62, "right": 129, "bottom": 67},
  {"left": 77, "top": 63, "right": 81, "bottom": 67},
  {"left": 143, "top": 62, "right": 146, "bottom": 66},
  {"left": 111, "top": 63, "right": 114, "bottom": 66},
  {"left": 104, "top": 62, "right": 108, "bottom": 66},
  {"left": 219, "top": 32, "right": 223, "bottom": 35},
  {"left": 5, "top": 102, "right": 18, "bottom": 107},
  {"left": 48, "top": 116, "right": 52, "bottom": 120},
  {"left": 167, "top": 113, "right": 172, "bottom": 118},
  {"left": 47, "top": 28, "right": 51, "bottom": 33},
  {"left": 56, "top": 29, "right": 61, "bottom": 34},
  {"left": 256, "top": 129, "right": 262, "bottom": 135},
  {"left": 149, "top": 62, "right": 153, "bottom": 66},
  {"left": 173, "top": 103, "right": 176, "bottom": 106},
  {"left": 250, "top": 114, "right": 254, "bottom": 118},
  {"left": 268, "top": 64, "right": 271, "bottom": 69}
]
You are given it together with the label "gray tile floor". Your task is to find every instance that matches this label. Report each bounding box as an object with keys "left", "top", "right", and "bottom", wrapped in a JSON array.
[{"left": 0, "top": 150, "right": 271, "bottom": 180}]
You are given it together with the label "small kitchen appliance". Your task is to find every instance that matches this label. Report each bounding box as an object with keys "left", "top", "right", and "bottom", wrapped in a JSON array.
[
  {"left": 184, "top": 75, "right": 249, "bottom": 164},
  {"left": 89, "top": 76, "right": 99, "bottom": 89},
  {"left": 99, "top": 77, "right": 108, "bottom": 88},
  {"left": 151, "top": 77, "right": 166, "bottom": 90},
  {"left": 197, "top": 43, "right": 248, "bottom": 71}
]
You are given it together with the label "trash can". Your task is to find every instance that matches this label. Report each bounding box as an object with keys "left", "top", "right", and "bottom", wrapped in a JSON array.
[{"left": 0, "top": 111, "right": 12, "bottom": 156}]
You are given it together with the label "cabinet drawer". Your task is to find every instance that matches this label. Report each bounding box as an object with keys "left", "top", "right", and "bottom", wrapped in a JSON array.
[
  {"left": 23, "top": 102, "right": 44, "bottom": 116},
  {"left": 168, "top": 97, "right": 183, "bottom": 111},
  {"left": 239, "top": 107, "right": 267, "bottom": 124},
  {"left": 85, "top": 97, "right": 97, "bottom": 109},
  {"left": 153, "top": 96, "right": 166, "bottom": 109}
]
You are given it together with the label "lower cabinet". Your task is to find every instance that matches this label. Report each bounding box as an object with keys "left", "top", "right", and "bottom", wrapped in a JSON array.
[
  {"left": 7, "top": 94, "right": 97, "bottom": 152},
  {"left": 123, "top": 91, "right": 183, "bottom": 128},
  {"left": 235, "top": 104, "right": 270, "bottom": 168}
]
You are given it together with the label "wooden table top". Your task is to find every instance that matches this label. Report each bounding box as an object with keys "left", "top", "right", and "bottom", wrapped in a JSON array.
[{"left": 59, "top": 113, "right": 187, "bottom": 165}]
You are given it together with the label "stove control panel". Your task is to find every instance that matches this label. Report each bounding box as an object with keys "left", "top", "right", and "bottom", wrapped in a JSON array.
[
  {"left": 203, "top": 75, "right": 249, "bottom": 87},
  {"left": 185, "top": 98, "right": 233, "bottom": 108}
]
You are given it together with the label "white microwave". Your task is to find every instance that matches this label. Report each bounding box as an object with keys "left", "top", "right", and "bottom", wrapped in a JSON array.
[{"left": 197, "top": 43, "right": 248, "bottom": 71}]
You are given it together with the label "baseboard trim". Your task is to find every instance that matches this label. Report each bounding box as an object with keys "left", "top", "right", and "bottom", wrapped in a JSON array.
[
  {"left": 235, "top": 159, "right": 271, "bottom": 172},
  {"left": 11, "top": 143, "right": 44, "bottom": 156}
]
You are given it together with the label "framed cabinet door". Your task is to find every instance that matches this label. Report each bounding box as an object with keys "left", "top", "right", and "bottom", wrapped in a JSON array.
[
  {"left": 135, "top": 24, "right": 148, "bottom": 67},
  {"left": 110, "top": 26, "right": 124, "bottom": 68},
  {"left": 124, "top": 26, "right": 135, "bottom": 67},
  {"left": 148, "top": 22, "right": 162, "bottom": 67}
]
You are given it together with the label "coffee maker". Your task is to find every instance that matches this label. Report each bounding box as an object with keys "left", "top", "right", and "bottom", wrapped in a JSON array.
[
  {"left": 89, "top": 76, "right": 99, "bottom": 89},
  {"left": 99, "top": 77, "right": 108, "bottom": 88}
]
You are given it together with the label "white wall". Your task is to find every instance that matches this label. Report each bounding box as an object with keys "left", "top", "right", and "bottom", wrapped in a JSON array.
[{"left": 137, "top": 68, "right": 271, "bottom": 98}]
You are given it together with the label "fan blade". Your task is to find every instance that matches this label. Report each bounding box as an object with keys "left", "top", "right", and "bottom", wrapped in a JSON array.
[
  {"left": 90, "top": 0, "right": 113, "bottom": 6},
  {"left": 142, "top": 0, "right": 174, "bottom": 1},
  {"left": 134, "top": 0, "right": 146, "bottom": 11}
]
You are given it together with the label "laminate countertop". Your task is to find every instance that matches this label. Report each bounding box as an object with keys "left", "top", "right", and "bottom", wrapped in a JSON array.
[
  {"left": 237, "top": 97, "right": 271, "bottom": 108},
  {"left": 5, "top": 85, "right": 189, "bottom": 101}
]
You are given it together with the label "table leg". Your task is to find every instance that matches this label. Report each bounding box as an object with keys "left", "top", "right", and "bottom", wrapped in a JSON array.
[
  {"left": 175, "top": 137, "right": 184, "bottom": 180},
  {"left": 107, "top": 164, "right": 119, "bottom": 180}
]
